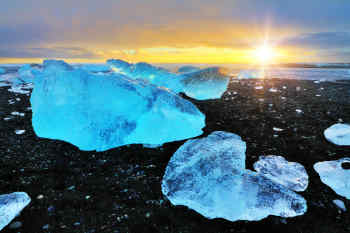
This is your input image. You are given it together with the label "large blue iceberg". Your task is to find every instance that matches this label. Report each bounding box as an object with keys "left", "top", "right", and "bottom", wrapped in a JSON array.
[
  {"left": 31, "top": 60, "right": 205, "bottom": 151},
  {"left": 107, "top": 59, "right": 230, "bottom": 100},
  {"left": 0, "top": 192, "right": 31, "bottom": 231},
  {"left": 162, "top": 131, "right": 307, "bottom": 221}
]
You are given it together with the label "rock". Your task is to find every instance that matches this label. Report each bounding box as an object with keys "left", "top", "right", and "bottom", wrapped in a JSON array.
[
  {"left": 162, "top": 131, "right": 307, "bottom": 222},
  {"left": 0, "top": 192, "right": 31, "bottom": 231},
  {"left": 324, "top": 123, "right": 350, "bottom": 146},
  {"left": 30, "top": 60, "right": 205, "bottom": 151},
  {"left": 314, "top": 158, "right": 350, "bottom": 199},
  {"left": 253, "top": 155, "right": 309, "bottom": 192}
]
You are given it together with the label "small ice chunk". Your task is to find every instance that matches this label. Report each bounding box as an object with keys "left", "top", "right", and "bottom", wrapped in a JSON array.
[
  {"left": 324, "top": 123, "right": 350, "bottom": 146},
  {"left": 8, "top": 86, "right": 30, "bottom": 94},
  {"left": 283, "top": 86, "right": 287, "bottom": 89},
  {"left": 296, "top": 109, "right": 303, "bottom": 114},
  {"left": 333, "top": 199, "right": 346, "bottom": 212},
  {"left": 314, "top": 158, "right": 350, "bottom": 199},
  {"left": 8, "top": 99, "right": 15, "bottom": 104},
  {"left": 255, "top": 86, "right": 263, "bottom": 90},
  {"left": 143, "top": 144, "right": 162, "bottom": 148},
  {"left": 253, "top": 155, "right": 309, "bottom": 192},
  {"left": 273, "top": 127, "right": 284, "bottom": 132},
  {"left": 4, "top": 117, "right": 12, "bottom": 121},
  {"left": 15, "top": 130, "right": 26, "bottom": 135},
  {"left": 162, "top": 131, "right": 307, "bottom": 222},
  {"left": 11, "top": 112, "right": 25, "bottom": 117},
  {"left": 0, "top": 192, "right": 31, "bottom": 231},
  {"left": 269, "top": 88, "right": 278, "bottom": 92}
]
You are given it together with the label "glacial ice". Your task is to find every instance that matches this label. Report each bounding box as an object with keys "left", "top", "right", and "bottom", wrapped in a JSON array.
[
  {"left": 237, "top": 70, "right": 264, "bottom": 79},
  {"left": 0, "top": 67, "right": 5, "bottom": 74},
  {"left": 18, "top": 64, "right": 42, "bottom": 84},
  {"left": 333, "top": 199, "right": 346, "bottom": 212},
  {"left": 162, "top": 131, "right": 307, "bottom": 221},
  {"left": 107, "top": 59, "right": 230, "bottom": 100},
  {"left": 180, "top": 67, "right": 230, "bottom": 100},
  {"left": 31, "top": 60, "right": 205, "bottom": 151},
  {"left": 324, "top": 123, "right": 350, "bottom": 146},
  {"left": 177, "top": 66, "right": 200, "bottom": 73},
  {"left": 253, "top": 155, "right": 309, "bottom": 192},
  {"left": 314, "top": 158, "right": 350, "bottom": 199},
  {"left": 78, "top": 64, "right": 111, "bottom": 73},
  {"left": 0, "top": 192, "right": 31, "bottom": 231}
]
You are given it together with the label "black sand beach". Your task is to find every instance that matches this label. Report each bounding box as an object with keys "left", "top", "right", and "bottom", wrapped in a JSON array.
[{"left": 1, "top": 78, "right": 350, "bottom": 233}]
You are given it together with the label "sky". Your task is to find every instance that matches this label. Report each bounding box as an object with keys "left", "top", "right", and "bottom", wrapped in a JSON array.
[{"left": 1, "top": 0, "right": 350, "bottom": 64}]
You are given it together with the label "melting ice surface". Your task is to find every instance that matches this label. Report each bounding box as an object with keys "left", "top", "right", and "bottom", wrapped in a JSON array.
[
  {"left": 324, "top": 123, "right": 350, "bottom": 146},
  {"left": 162, "top": 131, "right": 307, "bottom": 221},
  {"left": 314, "top": 158, "right": 350, "bottom": 199},
  {"left": 107, "top": 59, "right": 230, "bottom": 100},
  {"left": 253, "top": 155, "right": 309, "bottom": 192},
  {"left": 31, "top": 60, "right": 205, "bottom": 151},
  {"left": 0, "top": 192, "right": 31, "bottom": 231}
]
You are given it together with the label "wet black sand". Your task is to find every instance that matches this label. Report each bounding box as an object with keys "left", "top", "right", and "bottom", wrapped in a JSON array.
[{"left": 1, "top": 78, "right": 350, "bottom": 233}]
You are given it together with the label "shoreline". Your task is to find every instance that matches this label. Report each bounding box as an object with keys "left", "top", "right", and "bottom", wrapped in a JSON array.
[{"left": 0, "top": 78, "right": 350, "bottom": 233}]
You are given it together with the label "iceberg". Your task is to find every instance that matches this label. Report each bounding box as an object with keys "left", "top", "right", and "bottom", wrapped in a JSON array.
[
  {"left": 162, "top": 131, "right": 307, "bottom": 222},
  {"left": 18, "top": 64, "right": 42, "bottom": 83},
  {"left": 237, "top": 70, "right": 265, "bottom": 79},
  {"left": 324, "top": 123, "right": 350, "bottom": 146},
  {"left": 0, "top": 67, "right": 5, "bottom": 75},
  {"left": 314, "top": 158, "right": 350, "bottom": 199},
  {"left": 78, "top": 64, "right": 111, "bottom": 73},
  {"left": 177, "top": 66, "right": 200, "bottom": 73},
  {"left": 0, "top": 192, "right": 31, "bottom": 231},
  {"left": 180, "top": 67, "right": 230, "bottom": 100},
  {"left": 253, "top": 155, "right": 309, "bottom": 192},
  {"left": 107, "top": 59, "right": 230, "bottom": 100},
  {"left": 31, "top": 60, "right": 205, "bottom": 151}
]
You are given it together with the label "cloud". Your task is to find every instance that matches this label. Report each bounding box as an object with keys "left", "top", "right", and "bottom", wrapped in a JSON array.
[
  {"left": 281, "top": 32, "right": 350, "bottom": 49},
  {"left": 0, "top": 47, "right": 99, "bottom": 59}
]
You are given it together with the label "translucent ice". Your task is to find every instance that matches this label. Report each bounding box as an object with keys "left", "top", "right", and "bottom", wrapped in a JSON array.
[
  {"left": 0, "top": 192, "right": 31, "bottom": 231},
  {"left": 18, "top": 64, "right": 42, "bottom": 83},
  {"left": 180, "top": 67, "right": 230, "bottom": 100},
  {"left": 162, "top": 131, "right": 307, "bottom": 221},
  {"left": 31, "top": 60, "right": 205, "bottom": 151},
  {"left": 237, "top": 70, "right": 264, "bottom": 79},
  {"left": 177, "top": 66, "right": 200, "bottom": 73},
  {"left": 107, "top": 59, "right": 230, "bottom": 100},
  {"left": 78, "top": 64, "right": 111, "bottom": 73},
  {"left": 314, "top": 158, "right": 350, "bottom": 199},
  {"left": 253, "top": 155, "right": 309, "bottom": 192},
  {"left": 324, "top": 123, "right": 350, "bottom": 146}
]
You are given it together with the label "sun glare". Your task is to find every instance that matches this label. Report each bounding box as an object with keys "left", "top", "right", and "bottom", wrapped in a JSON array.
[{"left": 253, "top": 45, "right": 276, "bottom": 64}]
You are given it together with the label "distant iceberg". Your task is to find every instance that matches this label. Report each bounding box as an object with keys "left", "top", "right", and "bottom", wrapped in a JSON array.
[
  {"left": 31, "top": 60, "right": 205, "bottom": 151},
  {"left": 107, "top": 59, "right": 230, "bottom": 100},
  {"left": 0, "top": 67, "right": 5, "bottom": 75},
  {"left": 177, "top": 66, "right": 200, "bottom": 73},
  {"left": 162, "top": 131, "right": 307, "bottom": 222}
]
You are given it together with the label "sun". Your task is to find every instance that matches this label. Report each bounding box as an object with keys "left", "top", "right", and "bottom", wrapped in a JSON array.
[{"left": 253, "top": 45, "right": 276, "bottom": 64}]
